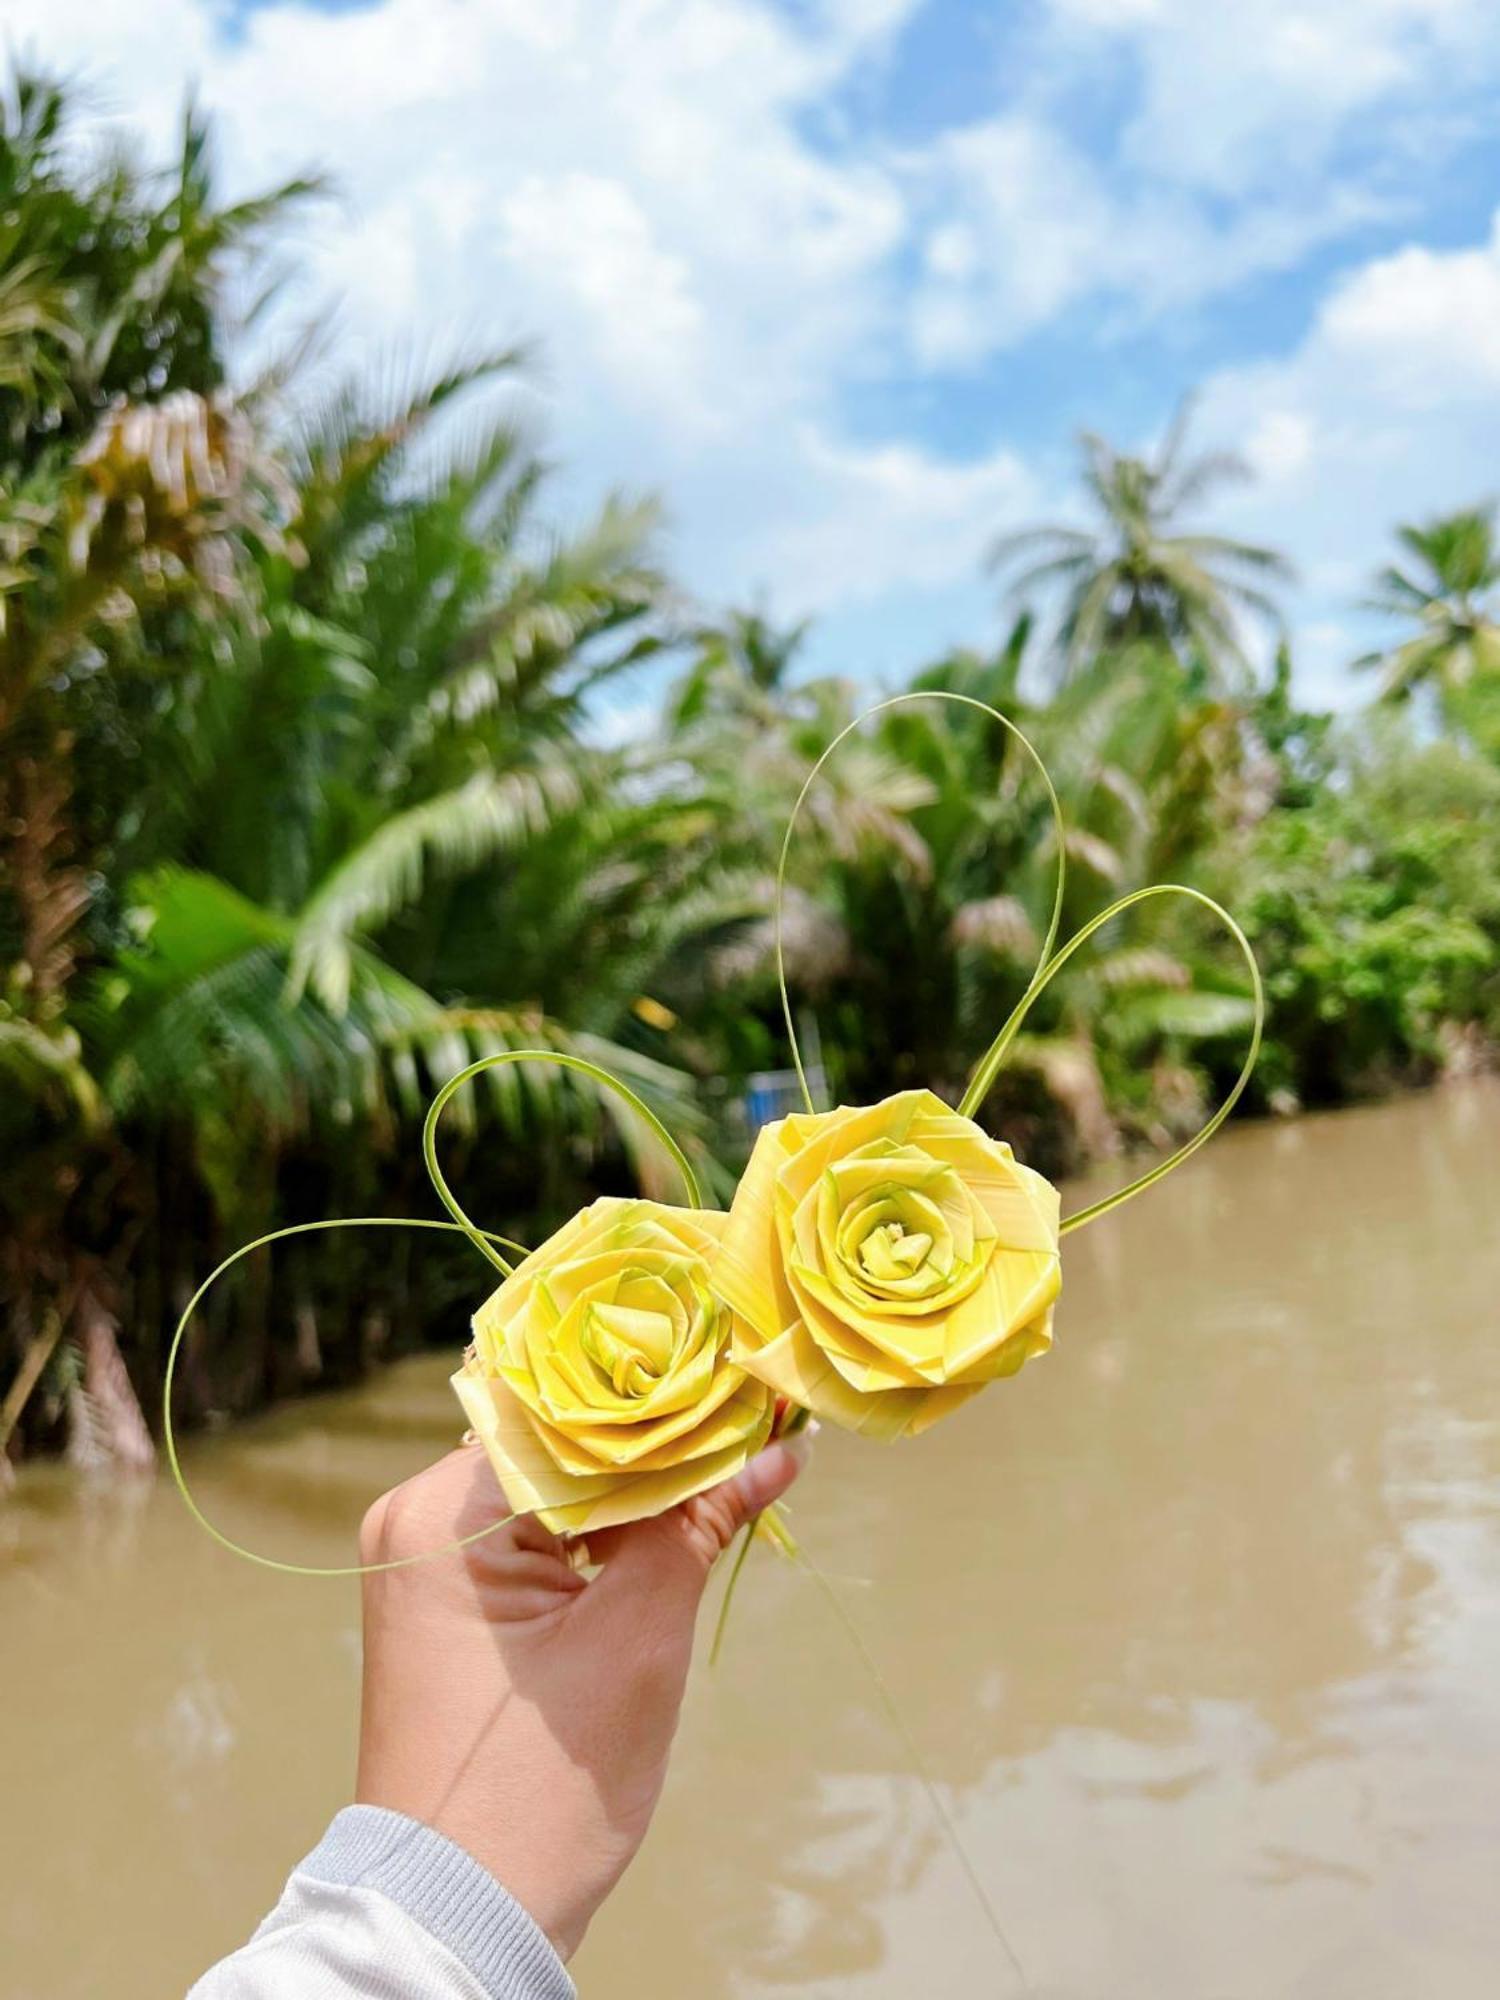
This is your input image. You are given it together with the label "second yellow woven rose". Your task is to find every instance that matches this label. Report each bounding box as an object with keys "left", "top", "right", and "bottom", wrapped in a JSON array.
[{"left": 712, "top": 1090, "right": 1061, "bottom": 1439}]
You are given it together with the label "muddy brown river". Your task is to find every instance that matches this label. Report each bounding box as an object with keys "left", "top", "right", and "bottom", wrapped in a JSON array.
[{"left": 4, "top": 1085, "right": 1499, "bottom": 1998}]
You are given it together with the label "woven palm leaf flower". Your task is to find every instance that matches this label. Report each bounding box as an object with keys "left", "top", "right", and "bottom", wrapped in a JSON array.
[
  {"left": 710, "top": 1090, "right": 1061, "bottom": 1441},
  {"left": 453, "top": 1197, "right": 776, "bottom": 1534}
]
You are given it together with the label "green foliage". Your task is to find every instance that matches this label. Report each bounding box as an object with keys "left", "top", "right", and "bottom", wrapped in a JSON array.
[
  {"left": 0, "top": 72, "right": 315, "bottom": 467},
  {"left": 2, "top": 69, "right": 1497, "bottom": 1468},
  {"left": 0, "top": 73, "right": 696, "bottom": 1458},
  {"left": 1229, "top": 732, "right": 1500, "bottom": 1103}
]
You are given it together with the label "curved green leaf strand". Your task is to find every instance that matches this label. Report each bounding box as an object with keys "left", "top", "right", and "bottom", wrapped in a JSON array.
[
  {"left": 421, "top": 1048, "right": 705, "bottom": 1277},
  {"left": 777, "top": 692, "right": 1068, "bottom": 1117},
  {"left": 958, "top": 882, "right": 1264, "bottom": 1236},
  {"left": 708, "top": 1517, "right": 759, "bottom": 1669},
  {"left": 162, "top": 1217, "right": 532, "bottom": 1579},
  {"left": 165, "top": 1049, "right": 702, "bottom": 1577}
]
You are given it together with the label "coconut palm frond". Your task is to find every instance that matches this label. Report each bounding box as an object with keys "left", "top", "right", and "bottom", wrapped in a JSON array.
[
  {"left": 382, "top": 1007, "right": 713, "bottom": 1206},
  {"left": 1110, "top": 987, "right": 1259, "bottom": 1043},
  {"left": 286, "top": 762, "right": 582, "bottom": 1012},
  {"left": 1363, "top": 505, "right": 1500, "bottom": 711},
  {"left": 994, "top": 399, "right": 1290, "bottom": 679},
  {"left": 1173, "top": 532, "right": 1293, "bottom": 579},
  {"left": 1062, "top": 827, "right": 1127, "bottom": 886},
  {"left": 1083, "top": 948, "right": 1191, "bottom": 993},
  {"left": 1158, "top": 448, "right": 1250, "bottom": 514},
  {"left": 950, "top": 893, "right": 1037, "bottom": 958},
  {"left": 711, "top": 887, "right": 852, "bottom": 994},
  {"left": 1005, "top": 1032, "right": 1118, "bottom": 1160},
  {"left": 987, "top": 523, "right": 1094, "bottom": 573},
  {"left": 997, "top": 547, "right": 1098, "bottom": 604}
]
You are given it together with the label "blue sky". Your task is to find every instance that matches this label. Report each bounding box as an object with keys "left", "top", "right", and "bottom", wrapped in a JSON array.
[{"left": 21, "top": 0, "right": 1500, "bottom": 703}]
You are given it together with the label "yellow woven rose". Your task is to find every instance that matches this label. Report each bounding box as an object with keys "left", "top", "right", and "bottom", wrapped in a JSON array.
[
  {"left": 712, "top": 1090, "right": 1060, "bottom": 1440},
  {"left": 453, "top": 1197, "right": 776, "bottom": 1534}
]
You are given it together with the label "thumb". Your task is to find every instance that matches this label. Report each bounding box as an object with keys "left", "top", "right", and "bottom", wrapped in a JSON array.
[{"left": 593, "top": 1438, "right": 806, "bottom": 1616}]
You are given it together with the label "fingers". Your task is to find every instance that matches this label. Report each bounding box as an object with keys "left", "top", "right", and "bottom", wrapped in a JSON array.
[
  {"left": 474, "top": 1546, "right": 588, "bottom": 1621},
  {"left": 692, "top": 1435, "right": 806, "bottom": 1553},
  {"left": 364, "top": 1428, "right": 808, "bottom": 1613},
  {"left": 592, "top": 1438, "right": 807, "bottom": 1615},
  {"left": 509, "top": 1509, "right": 570, "bottom": 1560}
]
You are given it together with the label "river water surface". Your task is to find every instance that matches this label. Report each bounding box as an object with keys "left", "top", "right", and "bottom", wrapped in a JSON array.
[{"left": 4, "top": 1085, "right": 1499, "bottom": 1999}]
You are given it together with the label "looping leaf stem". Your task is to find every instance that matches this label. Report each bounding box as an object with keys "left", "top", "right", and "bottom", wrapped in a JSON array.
[
  {"left": 162, "top": 1216, "right": 532, "bottom": 1578},
  {"left": 776, "top": 693, "right": 1068, "bottom": 1118},
  {"left": 421, "top": 1047, "right": 704, "bottom": 1275}
]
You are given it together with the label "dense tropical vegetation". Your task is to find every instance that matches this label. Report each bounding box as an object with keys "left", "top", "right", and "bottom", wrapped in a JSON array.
[{"left": 3, "top": 74, "right": 1497, "bottom": 1475}]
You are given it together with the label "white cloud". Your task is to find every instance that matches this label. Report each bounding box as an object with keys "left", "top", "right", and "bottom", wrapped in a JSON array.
[
  {"left": 887, "top": 0, "right": 1500, "bottom": 378},
  {"left": 906, "top": 111, "right": 1384, "bottom": 368},
  {"left": 746, "top": 422, "right": 1036, "bottom": 606},
  {"left": 897, "top": 0, "right": 1500, "bottom": 373},
  {"left": 1316, "top": 229, "right": 1500, "bottom": 400},
  {"left": 496, "top": 173, "right": 713, "bottom": 425},
  {"left": 8, "top": 0, "right": 1500, "bottom": 697},
  {"left": 1050, "top": 0, "right": 1164, "bottom": 22},
  {"left": 10, "top": 0, "right": 979, "bottom": 614},
  {"left": 1044, "top": 0, "right": 1498, "bottom": 195},
  {"left": 1199, "top": 212, "right": 1500, "bottom": 695},
  {"left": 909, "top": 114, "right": 1114, "bottom": 360},
  {"left": 1244, "top": 410, "right": 1314, "bottom": 484}
]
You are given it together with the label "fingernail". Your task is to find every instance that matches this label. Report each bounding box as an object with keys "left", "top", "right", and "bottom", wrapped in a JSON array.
[
  {"left": 742, "top": 1441, "right": 799, "bottom": 1510},
  {"left": 781, "top": 1426, "right": 815, "bottom": 1470}
]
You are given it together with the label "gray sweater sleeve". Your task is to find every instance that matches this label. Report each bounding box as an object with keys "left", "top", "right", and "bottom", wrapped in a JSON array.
[{"left": 187, "top": 1805, "right": 576, "bottom": 2000}]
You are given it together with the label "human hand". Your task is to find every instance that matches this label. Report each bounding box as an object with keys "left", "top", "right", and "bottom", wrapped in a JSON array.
[{"left": 354, "top": 1434, "right": 806, "bottom": 1960}]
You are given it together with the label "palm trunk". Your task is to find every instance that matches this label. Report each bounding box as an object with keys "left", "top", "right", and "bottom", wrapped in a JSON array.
[{"left": 70, "top": 1286, "right": 155, "bottom": 1473}]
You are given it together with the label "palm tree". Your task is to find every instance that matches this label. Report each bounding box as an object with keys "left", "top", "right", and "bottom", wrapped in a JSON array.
[
  {"left": 669, "top": 602, "right": 813, "bottom": 730},
  {"left": 0, "top": 71, "right": 318, "bottom": 1466},
  {"left": 682, "top": 642, "right": 1257, "bottom": 1174},
  {"left": 79, "top": 354, "right": 717, "bottom": 1395},
  {"left": 1358, "top": 506, "right": 1500, "bottom": 702},
  {"left": 0, "top": 75, "right": 700, "bottom": 1466},
  {"left": 989, "top": 397, "right": 1291, "bottom": 677}
]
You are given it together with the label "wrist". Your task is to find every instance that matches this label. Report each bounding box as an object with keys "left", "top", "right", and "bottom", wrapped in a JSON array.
[
  {"left": 304, "top": 1804, "right": 576, "bottom": 1996},
  {"left": 419, "top": 1800, "right": 596, "bottom": 1962},
  {"left": 355, "top": 1768, "right": 598, "bottom": 1963}
]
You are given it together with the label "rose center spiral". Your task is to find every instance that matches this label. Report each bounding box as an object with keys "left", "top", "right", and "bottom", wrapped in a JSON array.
[
  {"left": 857, "top": 1220, "right": 934, "bottom": 1282},
  {"left": 827, "top": 1167, "right": 966, "bottom": 1303},
  {"left": 581, "top": 1300, "right": 677, "bottom": 1398}
]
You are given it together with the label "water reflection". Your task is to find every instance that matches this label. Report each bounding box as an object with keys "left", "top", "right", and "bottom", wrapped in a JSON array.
[{"left": 3, "top": 1085, "right": 1498, "bottom": 1999}]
